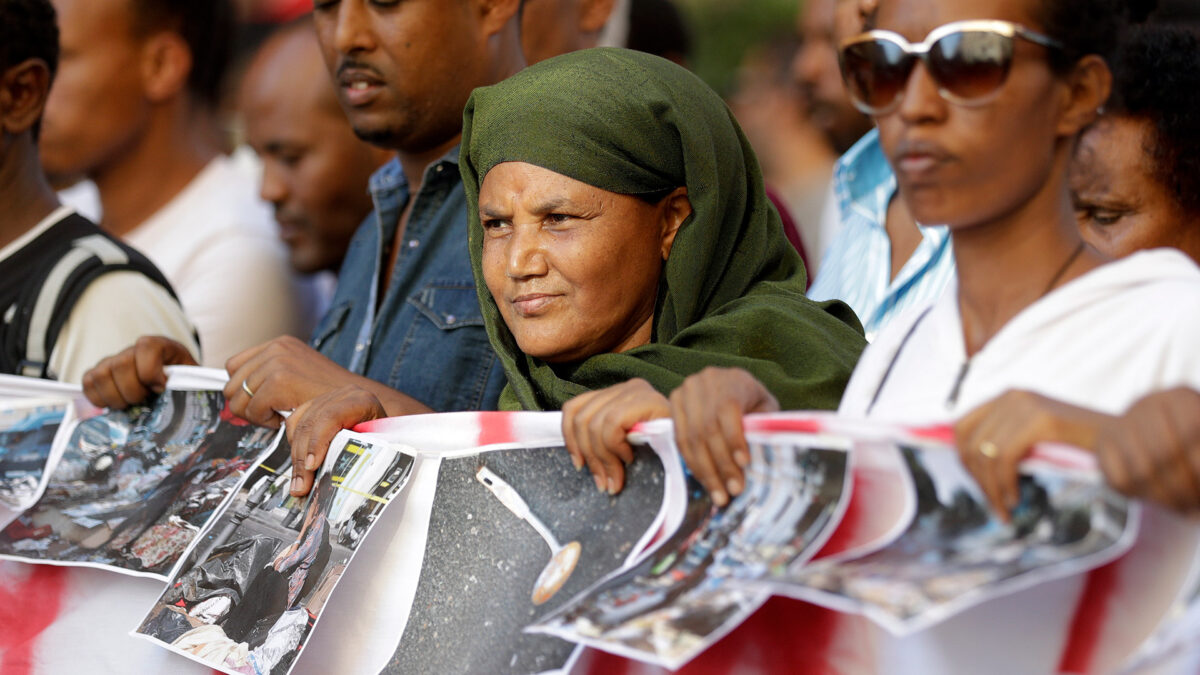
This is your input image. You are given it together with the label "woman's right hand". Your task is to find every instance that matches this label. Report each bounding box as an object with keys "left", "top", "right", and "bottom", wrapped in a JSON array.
[
  {"left": 286, "top": 385, "right": 388, "bottom": 497},
  {"left": 669, "top": 367, "right": 779, "bottom": 506},
  {"left": 1095, "top": 387, "right": 1200, "bottom": 515},
  {"left": 562, "top": 378, "right": 671, "bottom": 496},
  {"left": 81, "top": 335, "right": 199, "bottom": 409}
]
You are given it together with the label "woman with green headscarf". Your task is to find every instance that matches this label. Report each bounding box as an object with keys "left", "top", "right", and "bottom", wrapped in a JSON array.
[{"left": 283, "top": 48, "right": 865, "bottom": 501}]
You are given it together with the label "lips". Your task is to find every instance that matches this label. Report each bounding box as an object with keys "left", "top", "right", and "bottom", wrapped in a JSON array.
[
  {"left": 892, "top": 138, "right": 955, "bottom": 181},
  {"left": 510, "top": 293, "right": 561, "bottom": 317},
  {"left": 336, "top": 62, "right": 386, "bottom": 107}
]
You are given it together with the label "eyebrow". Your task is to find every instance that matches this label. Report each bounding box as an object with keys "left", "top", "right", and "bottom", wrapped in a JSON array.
[
  {"left": 479, "top": 196, "right": 586, "bottom": 220},
  {"left": 528, "top": 196, "right": 578, "bottom": 214},
  {"left": 479, "top": 203, "right": 509, "bottom": 220}
]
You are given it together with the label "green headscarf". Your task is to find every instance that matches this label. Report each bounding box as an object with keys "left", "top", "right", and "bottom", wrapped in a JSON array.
[{"left": 461, "top": 48, "right": 865, "bottom": 411}]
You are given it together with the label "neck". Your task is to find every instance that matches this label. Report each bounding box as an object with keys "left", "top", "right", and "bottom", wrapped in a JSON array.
[
  {"left": 952, "top": 159, "right": 1106, "bottom": 356},
  {"left": 0, "top": 135, "right": 61, "bottom": 250},
  {"left": 92, "top": 100, "right": 222, "bottom": 237}
]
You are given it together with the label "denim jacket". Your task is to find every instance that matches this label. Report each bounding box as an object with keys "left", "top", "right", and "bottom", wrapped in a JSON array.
[{"left": 310, "top": 151, "right": 505, "bottom": 411}]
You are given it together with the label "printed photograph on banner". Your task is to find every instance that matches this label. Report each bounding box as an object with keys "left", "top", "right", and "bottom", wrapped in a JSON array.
[
  {"left": 529, "top": 439, "right": 850, "bottom": 670},
  {"left": 0, "top": 390, "right": 280, "bottom": 576},
  {"left": 0, "top": 399, "right": 70, "bottom": 510},
  {"left": 386, "top": 444, "right": 667, "bottom": 675},
  {"left": 137, "top": 433, "right": 414, "bottom": 675},
  {"left": 781, "top": 444, "right": 1134, "bottom": 634}
]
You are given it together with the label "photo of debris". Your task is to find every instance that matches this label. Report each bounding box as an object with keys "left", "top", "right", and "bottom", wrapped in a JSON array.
[
  {"left": 385, "top": 444, "right": 667, "bottom": 675},
  {"left": 138, "top": 433, "right": 414, "bottom": 675},
  {"left": 782, "top": 444, "right": 1133, "bottom": 634},
  {"left": 0, "top": 390, "right": 280, "bottom": 576},
  {"left": 530, "top": 439, "right": 849, "bottom": 669},
  {"left": 0, "top": 399, "right": 70, "bottom": 510}
]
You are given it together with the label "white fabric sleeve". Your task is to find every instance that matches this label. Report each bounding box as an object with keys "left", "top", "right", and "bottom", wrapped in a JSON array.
[
  {"left": 170, "top": 230, "right": 313, "bottom": 368},
  {"left": 814, "top": 177, "right": 842, "bottom": 266},
  {"left": 48, "top": 271, "right": 201, "bottom": 384}
]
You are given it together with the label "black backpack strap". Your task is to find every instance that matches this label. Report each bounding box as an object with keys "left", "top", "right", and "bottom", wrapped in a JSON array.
[{"left": 10, "top": 215, "right": 186, "bottom": 379}]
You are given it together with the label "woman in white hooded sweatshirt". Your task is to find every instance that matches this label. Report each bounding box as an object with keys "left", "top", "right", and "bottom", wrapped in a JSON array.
[{"left": 642, "top": 0, "right": 1200, "bottom": 671}]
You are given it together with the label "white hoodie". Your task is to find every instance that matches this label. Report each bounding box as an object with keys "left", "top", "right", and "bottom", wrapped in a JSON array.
[{"left": 833, "top": 247, "right": 1200, "bottom": 674}]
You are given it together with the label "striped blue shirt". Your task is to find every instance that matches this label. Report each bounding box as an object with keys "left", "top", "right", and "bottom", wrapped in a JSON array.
[{"left": 808, "top": 129, "right": 955, "bottom": 341}]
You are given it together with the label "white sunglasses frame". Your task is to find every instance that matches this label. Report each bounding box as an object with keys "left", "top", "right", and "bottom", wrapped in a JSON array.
[{"left": 838, "top": 19, "right": 1065, "bottom": 115}]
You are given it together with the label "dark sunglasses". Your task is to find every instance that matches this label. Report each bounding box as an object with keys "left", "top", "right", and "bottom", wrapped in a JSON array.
[{"left": 838, "top": 20, "right": 1064, "bottom": 116}]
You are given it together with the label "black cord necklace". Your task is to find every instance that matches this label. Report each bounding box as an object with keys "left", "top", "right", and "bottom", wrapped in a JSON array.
[{"left": 867, "top": 241, "right": 1088, "bottom": 414}]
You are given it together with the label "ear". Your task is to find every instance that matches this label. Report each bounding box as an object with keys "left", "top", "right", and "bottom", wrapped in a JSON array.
[
  {"left": 658, "top": 187, "right": 691, "bottom": 260},
  {"left": 1055, "top": 54, "right": 1112, "bottom": 138},
  {"left": 580, "top": 0, "right": 618, "bottom": 34},
  {"left": 139, "top": 31, "right": 193, "bottom": 104},
  {"left": 477, "top": 0, "right": 524, "bottom": 38},
  {"left": 0, "top": 59, "right": 52, "bottom": 136}
]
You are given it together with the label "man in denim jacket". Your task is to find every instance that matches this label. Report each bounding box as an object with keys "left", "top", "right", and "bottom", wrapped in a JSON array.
[
  {"left": 82, "top": 1, "right": 527, "bottom": 423},
  {"left": 225, "top": 0, "right": 529, "bottom": 421}
]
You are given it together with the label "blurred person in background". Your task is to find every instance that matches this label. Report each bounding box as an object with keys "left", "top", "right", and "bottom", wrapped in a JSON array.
[
  {"left": 788, "top": 0, "right": 877, "bottom": 267},
  {"left": 521, "top": 0, "right": 618, "bottom": 65},
  {"left": 238, "top": 18, "right": 392, "bottom": 315},
  {"left": 0, "top": 0, "right": 197, "bottom": 384},
  {"left": 805, "top": 0, "right": 955, "bottom": 340},
  {"left": 39, "top": 0, "right": 318, "bottom": 366},
  {"left": 729, "top": 34, "right": 832, "bottom": 275}
]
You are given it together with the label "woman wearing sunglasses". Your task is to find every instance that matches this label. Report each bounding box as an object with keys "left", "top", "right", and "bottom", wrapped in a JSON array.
[{"left": 656, "top": 0, "right": 1200, "bottom": 672}]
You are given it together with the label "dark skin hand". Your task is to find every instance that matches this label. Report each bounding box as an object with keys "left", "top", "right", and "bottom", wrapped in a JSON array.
[
  {"left": 285, "top": 385, "right": 388, "bottom": 497},
  {"left": 562, "top": 378, "right": 671, "bottom": 496},
  {"left": 223, "top": 335, "right": 431, "bottom": 428},
  {"left": 82, "top": 334, "right": 429, "bottom": 426},
  {"left": 954, "top": 390, "right": 1109, "bottom": 521},
  {"left": 956, "top": 388, "right": 1200, "bottom": 519},
  {"left": 82, "top": 336, "right": 199, "bottom": 409},
  {"left": 1094, "top": 388, "right": 1200, "bottom": 515},
  {"left": 668, "top": 367, "right": 779, "bottom": 506}
]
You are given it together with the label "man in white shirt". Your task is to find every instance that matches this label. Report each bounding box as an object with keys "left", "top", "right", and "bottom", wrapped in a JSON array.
[
  {"left": 0, "top": 0, "right": 197, "bottom": 384},
  {"left": 38, "top": 0, "right": 317, "bottom": 366}
]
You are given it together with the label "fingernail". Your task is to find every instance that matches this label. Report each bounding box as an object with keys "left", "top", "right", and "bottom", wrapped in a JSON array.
[
  {"left": 594, "top": 474, "right": 605, "bottom": 492},
  {"left": 607, "top": 477, "right": 617, "bottom": 495},
  {"left": 304, "top": 454, "right": 316, "bottom": 471},
  {"left": 726, "top": 478, "right": 741, "bottom": 495},
  {"left": 713, "top": 490, "right": 728, "bottom": 507},
  {"left": 572, "top": 455, "right": 583, "bottom": 471},
  {"left": 291, "top": 476, "right": 303, "bottom": 493},
  {"left": 734, "top": 451, "right": 750, "bottom": 467}
]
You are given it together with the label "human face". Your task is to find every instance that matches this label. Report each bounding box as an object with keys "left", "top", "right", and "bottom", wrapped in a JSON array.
[
  {"left": 1072, "top": 117, "right": 1200, "bottom": 263},
  {"left": 240, "top": 30, "right": 387, "bottom": 274},
  {"left": 480, "top": 162, "right": 681, "bottom": 364},
  {"left": 871, "top": 0, "right": 1064, "bottom": 230},
  {"left": 792, "top": 0, "right": 871, "bottom": 152},
  {"left": 312, "top": 0, "right": 489, "bottom": 153},
  {"left": 39, "top": 0, "right": 150, "bottom": 181}
]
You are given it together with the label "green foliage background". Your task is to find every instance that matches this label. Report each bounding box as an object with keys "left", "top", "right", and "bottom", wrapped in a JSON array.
[{"left": 676, "top": 0, "right": 801, "bottom": 95}]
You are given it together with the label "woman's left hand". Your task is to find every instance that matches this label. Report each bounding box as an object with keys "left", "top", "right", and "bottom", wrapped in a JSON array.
[
  {"left": 286, "top": 385, "right": 388, "bottom": 497},
  {"left": 562, "top": 378, "right": 670, "bottom": 495},
  {"left": 955, "top": 389, "right": 1111, "bottom": 520}
]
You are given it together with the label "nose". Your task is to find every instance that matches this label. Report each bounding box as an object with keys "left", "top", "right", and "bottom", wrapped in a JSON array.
[
  {"left": 506, "top": 226, "right": 549, "bottom": 280},
  {"left": 895, "top": 60, "right": 947, "bottom": 124},
  {"left": 333, "top": 0, "right": 377, "bottom": 55},
  {"left": 259, "top": 161, "right": 288, "bottom": 206}
]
